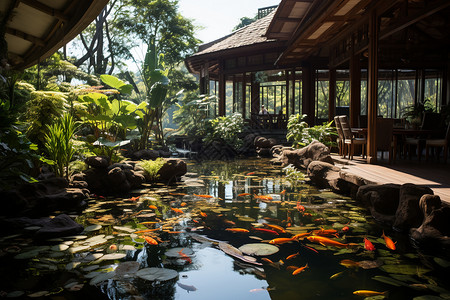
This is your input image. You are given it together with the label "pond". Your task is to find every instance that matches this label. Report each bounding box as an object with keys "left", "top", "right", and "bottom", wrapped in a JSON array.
[{"left": 0, "top": 158, "right": 449, "bottom": 299}]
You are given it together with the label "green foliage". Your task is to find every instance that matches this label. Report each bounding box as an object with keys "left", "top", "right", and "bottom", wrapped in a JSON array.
[
  {"left": 287, "top": 114, "right": 336, "bottom": 148},
  {"left": 283, "top": 164, "right": 305, "bottom": 189},
  {"left": 44, "top": 114, "right": 78, "bottom": 179},
  {"left": 138, "top": 158, "right": 166, "bottom": 181},
  {"left": 205, "top": 113, "right": 244, "bottom": 150},
  {"left": 402, "top": 98, "right": 435, "bottom": 126},
  {"left": 0, "top": 128, "right": 40, "bottom": 189},
  {"left": 233, "top": 16, "right": 256, "bottom": 31},
  {"left": 24, "top": 91, "right": 68, "bottom": 147},
  {"left": 77, "top": 76, "right": 138, "bottom": 160},
  {"left": 173, "top": 93, "right": 216, "bottom": 137}
]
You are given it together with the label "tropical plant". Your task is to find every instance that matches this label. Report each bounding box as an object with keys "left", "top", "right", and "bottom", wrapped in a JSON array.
[
  {"left": 401, "top": 98, "right": 435, "bottom": 127},
  {"left": 76, "top": 75, "right": 137, "bottom": 161},
  {"left": 287, "top": 113, "right": 336, "bottom": 148},
  {"left": 205, "top": 113, "right": 244, "bottom": 150},
  {"left": 173, "top": 93, "right": 216, "bottom": 137},
  {"left": 44, "top": 114, "right": 78, "bottom": 179},
  {"left": 24, "top": 91, "right": 68, "bottom": 147},
  {"left": 138, "top": 158, "right": 166, "bottom": 181}
]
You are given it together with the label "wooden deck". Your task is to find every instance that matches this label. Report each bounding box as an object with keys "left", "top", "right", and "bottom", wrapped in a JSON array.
[{"left": 331, "top": 154, "right": 450, "bottom": 204}]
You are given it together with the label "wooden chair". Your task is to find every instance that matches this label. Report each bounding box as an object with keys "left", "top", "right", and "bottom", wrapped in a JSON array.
[
  {"left": 376, "top": 118, "right": 395, "bottom": 163},
  {"left": 334, "top": 116, "right": 345, "bottom": 157},
  {"left": 404, "top": 112, "right": 440, "bottom": 160},
  {"left": 339, "top": 115, "right": 366, "bottom": 160},
  {"left": 425, "top": 122, "right": 450, "bottom": 163}
]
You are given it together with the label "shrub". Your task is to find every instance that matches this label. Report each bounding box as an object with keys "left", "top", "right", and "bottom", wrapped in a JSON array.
[
  {"left": 138, "top": 158, "right": 166, "bottom": 181},
  {"left": 205, "top": 112, "right": 244, "bottom": 150},
  {"left": 287, "top": 114, "right": 336, "bottom": 148}
]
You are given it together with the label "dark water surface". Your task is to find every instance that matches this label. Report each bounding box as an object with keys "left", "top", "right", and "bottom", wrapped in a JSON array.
[{"left": 0, "top": 158, "right": 449, "bottom": 299}]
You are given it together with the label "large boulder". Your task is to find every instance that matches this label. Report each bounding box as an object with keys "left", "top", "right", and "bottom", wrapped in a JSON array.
[
  {"left": 157, "top": 158, "right": 187, "bottom": 184},
  {"left": 410, "top": 195, "right": 450, "bottom": 250},
  {"left": 307, "top": 161, "right": 344, "bottom": 192},
  {"left": 356, "top": 184, "right": 401, "bottom": 225},
  {"left": 280, "top": 140, "right": 334, "bottom": 169},
  {"left": 34, "top": 214, "right": 84, "bottom": 240},
  {"left": 393, "top": 184, "right": 433, "bottom": 231},
  {"left": 130, "top": 149, "right": 160, "bottom": 160},
  {"left": 85, "top": 156, "right": 110, "bottom": 168}
]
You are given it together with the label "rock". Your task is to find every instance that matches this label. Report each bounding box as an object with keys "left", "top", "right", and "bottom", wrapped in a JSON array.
[
  {"left": 107, "top": 163, "right": 133, "bottom": 171},
  {"left": 70, "top": 180, "right": 89, "bottom": 189},
  {"left": 124, "top": 169, "right": 145, "bottom": 188},
  {"left": 107, "top": 167, "right": 127, "bottom": 185},
  {"left": 280, "top": 140, "right": 334, "bottom": 169},
  {"left": 157, "top": 158, "right": 187, "bottom": 184},
  {"left": 393, "top": 184, "right": 433, "bottom": 231},
  {"left": 307, "top": 161, "right": 340, "bottom": 189},
  {"left": 270, "top": 145, "right": 284, "bottom": 157},
  {"left": 158, "top": 150, "right": 172, "bottom": 158},
  {"left": 254, "top": 136, "right": 272, "bottom": 149},
  {"left": 356, "top": 184, "right": 401, "bottom": 215},
  {"left": 131, "top": 149, "right": 160, "bottom": 160},
  {"left": 35, "top": 214, "right": 84, "bottom": 240},
  {"left": 256, "top": 148, "right": 272, "bottom": 157},
  {"left": 85, "top": 156, "right": 110, "bottom": 168},
  {"left": 410, "top": 195, "right": 450, "bottom": 250}
]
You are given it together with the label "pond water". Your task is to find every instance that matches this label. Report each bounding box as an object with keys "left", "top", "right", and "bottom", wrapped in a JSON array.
[{"left": 0, "top": 158, "right": 449, "bottom": 299}]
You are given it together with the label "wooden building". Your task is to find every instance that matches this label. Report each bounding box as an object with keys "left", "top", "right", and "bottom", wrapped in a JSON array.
[{"left": 185, "top": 0, "right": 450, "bottom": 163}]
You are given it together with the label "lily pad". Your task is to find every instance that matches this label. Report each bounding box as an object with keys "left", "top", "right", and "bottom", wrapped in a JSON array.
[
  {"left": 51, "top": 244, "right": 69, "bottom": 251},
  {"left": 238, "top": 243, "right": 279, "bottom": 256},
  {"left": 95, "top": 253, "right": 126, "bottom": 262},
  {"left": 85, "top": 224, "right": 102, "bottom": 232},
  {"left": 380, "top": 264, "right": 431, "bottom": 276},
  {"left": 136, "top": 267, "right": 178, "bottom": 281},
  {"left": 372, "top": 275, "right": 408, "bottom": 287},
  {"left": 6, "top": 291, "right": 25, "bottom": 297},
  {"left": 434, "top": 257, "right": 450, "bottom": 268},
  {"left": 413, "top": 296, "right": 444, "bottom": 300},
  {"left": 115, "top": 261, "right": 140, "bottom": 277},
  {"left": 90, "top": 271, "right": 116, "bottom": 285},
  {"left": 113, "top": 226, "right": 135, "bottom": 233},
  {"left": 165, "top": 247, "right": 194, "bottom": 258}
]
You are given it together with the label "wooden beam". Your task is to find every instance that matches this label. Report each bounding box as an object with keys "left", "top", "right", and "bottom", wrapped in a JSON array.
[
  {"left": 20, "top": 0, "right": 69, "bottom": 22},
  {"left": 218, "top": 61, "right": 226, "bottom": 116},
  {"left": 379, "top": 0, "right": 450, "bottom": 41},
  {"left": 302, "top": 63, "right": 315, "bottom": 126},
  {"left": 349, "top": 52, "right": 361, "bottom": 127},
  {"left": 251, "top": 73, "right": 260, "bottom": 115},
  {"left": 5, "top": 27, "right": 45, "bottom": 47},
  {"left": 242, "top": 72, "right": 246, "bottom": 118}
]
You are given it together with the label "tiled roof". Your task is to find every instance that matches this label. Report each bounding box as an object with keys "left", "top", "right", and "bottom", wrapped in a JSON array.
[{"left": 192, "top": 10, "right": 277, "bottom": 57}]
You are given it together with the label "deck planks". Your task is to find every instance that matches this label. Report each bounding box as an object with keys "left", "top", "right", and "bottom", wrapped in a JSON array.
[{"left": 332, "top": 155, "right": 450, "bottom": 204}]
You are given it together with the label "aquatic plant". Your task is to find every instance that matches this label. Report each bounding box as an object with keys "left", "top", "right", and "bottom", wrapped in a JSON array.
[
  {"left": 283, "top": 164, "right": 305, "bottom": 188},
  {"left": 138, "top": 157, "right": 166, "bottom": 181},
  {"left": 44, "top": 113, "right": 78, "bottom": 179}
]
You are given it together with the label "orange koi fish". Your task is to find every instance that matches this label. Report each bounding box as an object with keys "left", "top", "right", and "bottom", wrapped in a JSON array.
[
  {"left": 225, "top": 228, "right": 249, "bottom": 233},
  {"left": 280, "top": 190, "right": 286, "bottom": 195},
  {"left": 252, "top": 227, "right": 279, "bottom": 235},
  {"left": 261, "top": 258, "right": 283, "bottom": 269},
  {"left": 269, "top": 237, "right": 296, "bottom": 245},
  {"left": 130, "top": 196, "right": 140, "bottom": 201},
  {"left": 141, "top": 236, "right": 158, "bottom": 245},
  {"left": 302, "top": 244, "right": 319, "bottom": 253},
  {"left": 312, "top": 228, "right": 338, "bottom": 237},
  {"left": 199, "top": 211, "right": 207, "bottom": 218},
  {"left": 364, "top": 237, "right": 376, "bottom": 251},
  {"left": 382, "top": 231, "right": 396, "bottom": 250},
  {"left": 178, "top": 248, "right": 192, "bottom": 264},
  {"left": 171, "top": 207, "right": 184, "bottom": 214},
  {"left": 296, "top": 201, "right": 305, "bottom": 212},
  {"left": 353, "top": 290, "right": 388, "bottom": 297},
  {"left": 286, "top": 252, "right": 300, "bottom": 260},
  {"left": 246, "top": 172, "right": 256, "bottom": 176},
  {"left": 341, "top": 226, "right": 350, "bottom": 232},
  {"left": 193, "top": 194, "right": 214, "bottom": 198},
  {"left": 169, "top": 192, "right": 188, "bottom": 196},
  {"left": 303, "top": 213, "right": 312, "bottom": 217},
  {"left": 292, "top": 232, "right": 311, "bottom": 240},
  {"left": 223, "top": 219, "right": 236, "bottom": 226},
  {"left": 180, "top": 202, "right": 187, "bottom": 207},
  {"left": 263, "top": 224, "right": 286, "bottom": 234},
  {"left": 340, "top": 259, "right": 360, "bottom": 269},
  {"left": 292, "top": 263, "right": 308, "bottom": 275},
  {"left": 237, "top": 193, "right": 251, "bottom": 197},
  {"left": 139, "top": 221, "right": 158, "bottom": 225},
  {"left": 148, "top": 205, "right": 158, "bottom": 210},
  {"left": 134, "top": 229, "right": 160, "bottom": 234},
  {"left": 307, "top": 236, "right": 357, "bottom": 249}
]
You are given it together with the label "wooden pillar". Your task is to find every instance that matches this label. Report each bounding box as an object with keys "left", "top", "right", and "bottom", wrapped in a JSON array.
[
  {"left": 242, "top": 72, "right": 247, "bottom": 118},
  {"left": 291, "top": 69, "right": 296, "bottom": 115},
  {"left": 218, "top": 61, "right": 226, "bottom": 116},
  {"left": 443, "top": 63, "right": 450, "bottom": 106},
  {"left": 251, "top": 73, "right": 260, "bottom": 115},
  {"left": 350, "top": 53, "right": 361, "bottom": 127},
  {"left": 285, "top": 70, "right": 290, "bottom": 116},
  {"left": 199, "top": 63, "right": 209, "bottom": 95},
  {"left": 328, "top": 68, "right": 336, "bottom": 122},
  {"left": 302, "top": 63, "right": 315, "bottom": 126},
  {"left": 367, "top": 10, "right": 379, "bottom": 164}
]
